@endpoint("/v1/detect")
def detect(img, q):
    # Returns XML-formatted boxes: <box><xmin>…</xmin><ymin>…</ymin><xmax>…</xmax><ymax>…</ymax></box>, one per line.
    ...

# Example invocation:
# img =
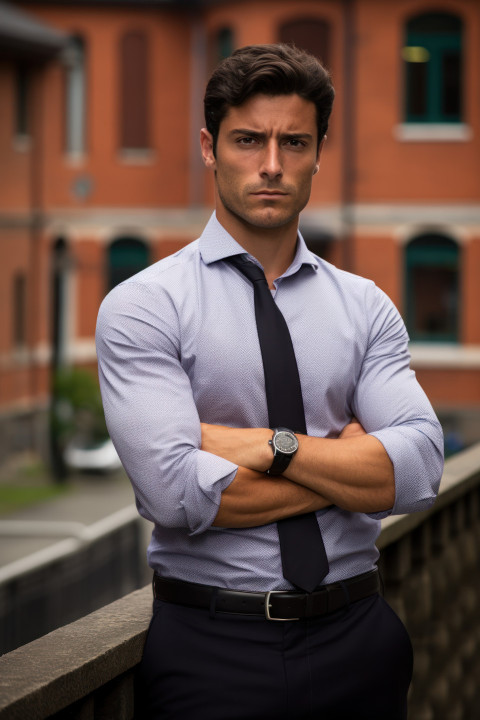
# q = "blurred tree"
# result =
<box><xmin>50</xmin><ymin>368</ymin><xmax>109</xmax><ymax>482</ymax></box>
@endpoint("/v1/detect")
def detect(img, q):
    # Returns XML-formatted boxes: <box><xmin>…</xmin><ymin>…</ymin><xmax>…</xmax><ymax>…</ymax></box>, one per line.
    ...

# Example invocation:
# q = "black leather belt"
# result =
<box><xmin>153</xmin><ymin>569</ymin><xmax>379</xmax><ymax>621</ymax></box>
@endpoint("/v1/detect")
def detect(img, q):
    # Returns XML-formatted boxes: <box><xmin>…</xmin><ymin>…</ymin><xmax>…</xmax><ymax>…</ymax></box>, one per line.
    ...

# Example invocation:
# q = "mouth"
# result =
<box><xmin>251</xmin><ymin>190</ymin><xmax>288</xmax><ymax>198</ymax></box>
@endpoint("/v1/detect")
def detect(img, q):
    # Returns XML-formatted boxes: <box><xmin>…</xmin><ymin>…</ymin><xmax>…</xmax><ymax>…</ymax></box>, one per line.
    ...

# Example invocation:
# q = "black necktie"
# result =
<box><xmin>229</xmin><ymin>254</ymin><xmax>329</xmax><ymax>592</ymax></box>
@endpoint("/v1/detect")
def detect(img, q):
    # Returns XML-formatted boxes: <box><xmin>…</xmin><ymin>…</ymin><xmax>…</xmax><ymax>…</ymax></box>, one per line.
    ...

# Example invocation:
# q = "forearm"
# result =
<box><xmin>213</xmin><ymin>466</ymin><xmax>331</xmax><ymax>528</ymax></box>
<box><xmin>283</xmin><ymin>434</ymin><xmax>394</xmax><ymax>513</ymax></box>
<box><xmin>201</xmin><ymin>421</ymin><xmax>394</xmax><ymax>514</ymax></box>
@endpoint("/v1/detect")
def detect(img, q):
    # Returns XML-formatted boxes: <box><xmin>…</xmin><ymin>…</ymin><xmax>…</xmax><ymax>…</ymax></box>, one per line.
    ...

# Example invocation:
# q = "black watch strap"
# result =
<box><xmin>267</xmin><ymin>451</ymin><xmax>293</xmax><ymax>476</ymax></box>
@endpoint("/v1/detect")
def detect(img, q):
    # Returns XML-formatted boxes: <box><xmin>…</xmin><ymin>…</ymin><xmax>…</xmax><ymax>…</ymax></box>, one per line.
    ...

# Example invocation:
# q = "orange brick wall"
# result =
<box><xmin>355</xmin><ymin>0</ymin><xmax>480</xmax><ymax>202</ymax></box>
<box><xmin>352</xmin><ymin>234</ymin><xmax>403</xmax><ymax>309</ymax></box>
<box><xmin>73</xmin><ymin>240</ymin><xmax>106</xmax><ymax>339</ymax></box>
<box><xmin>415</xmin><ymin>368</ymin><xmax>480</xmax><ymax>406</ymax></box>
<box><xmin>0</xmin><ymin>63</ymin><xmax>34</xmax><ymax>212</ymax></box>
<box><xmin>462</xmin><ymin>238</ymin><xmax>480</xmax><ymax>344</ymax></box>
<box><xmin>0</xmin><ymin>229</ymin><xmax>29</xmax><ymax>353</ymax></box>
<box><xmin>20</xmin><ymin>4</ymin><xmax>192</xmax><ymax>209</ymax></box>
<box><xmin>1</xmin><ymin>0</ymin><xmax>479</xmax><ymax>446</ymax></box>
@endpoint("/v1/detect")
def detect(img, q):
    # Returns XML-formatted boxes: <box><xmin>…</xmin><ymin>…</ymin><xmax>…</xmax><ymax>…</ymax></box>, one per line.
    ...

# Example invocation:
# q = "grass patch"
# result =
<box><xmin>0</xmin><ymin>484</ymin><xmax>69</xmax><ymax>515</ymax></box>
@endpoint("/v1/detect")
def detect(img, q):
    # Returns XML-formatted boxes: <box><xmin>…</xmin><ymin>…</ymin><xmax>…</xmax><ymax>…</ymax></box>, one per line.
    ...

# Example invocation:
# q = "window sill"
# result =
<box><xmin>393</xmin><ymin>123</ymin><xmax>473</xmax><ymax>143</ymax></box>
<box><xmin>6</xmin><ymin>347</ymin><xmax>31</xmax><ymax>366</ymax></box>
<box><xmin>118</xmin><ymin>149</ymin><xmax>155</xmax><ymax>165</ymax></box>
<box><xmin>64</xmin><ymin>152</ymin><xmax>87</xmax><ymax>167</ymax></box>
<box><xmin>13</xmin><ymin>135</ymin><xmax>31</xmax><ymax>152</ymax></box>
<box><xmin>409</xmin><ymin>343</ymin><xmax>480</xmax><ymax>368</ymax></box>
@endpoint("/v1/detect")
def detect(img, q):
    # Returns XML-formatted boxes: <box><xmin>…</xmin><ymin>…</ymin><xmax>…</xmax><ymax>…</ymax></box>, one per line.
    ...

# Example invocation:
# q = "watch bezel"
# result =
<box><xmin>273</xmin><ymin>429</ymin><xmax>298</xmax><ymax>456</ymax></box>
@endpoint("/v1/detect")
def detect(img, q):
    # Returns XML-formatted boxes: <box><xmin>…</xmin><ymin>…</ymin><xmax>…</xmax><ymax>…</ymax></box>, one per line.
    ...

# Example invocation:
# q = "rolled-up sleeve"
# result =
<box><xmin>96</xmin><ymin>280</ymin><xmax>238</xmax><ymax>535</ymax></box>
<box><xmin>353</xmin><ymin>285</ymin><xmax>444</xmax><ymax>517</ymax></box>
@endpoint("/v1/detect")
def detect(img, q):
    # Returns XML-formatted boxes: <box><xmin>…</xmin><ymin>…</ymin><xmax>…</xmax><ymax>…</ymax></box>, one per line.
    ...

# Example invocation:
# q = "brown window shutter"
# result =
<box><xmin>279</xmin><ymin>19</ymin><xmax>330</xmax><ymax>69</ymax></box>
<box><xmin>120</xmin><ymin>31</ymin><xmax>150</xmax><ymax>149</ymax></box>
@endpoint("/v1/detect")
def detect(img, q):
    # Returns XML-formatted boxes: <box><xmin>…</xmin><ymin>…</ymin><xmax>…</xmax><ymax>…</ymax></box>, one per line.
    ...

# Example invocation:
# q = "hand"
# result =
<box><xmin>338</xmin><ymin>417</ymin><xmax>367</xmax><ymax>439</ymax></box>
<box><xmin>201</xmin><ymin>423</ymin><xmax>272</xmax><ymax>472</ymax></box>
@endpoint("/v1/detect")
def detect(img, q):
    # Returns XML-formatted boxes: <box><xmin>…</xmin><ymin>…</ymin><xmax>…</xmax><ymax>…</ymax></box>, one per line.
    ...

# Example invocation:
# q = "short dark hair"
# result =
<box><xmin>204</xmin><ymin>43</ymin><xmax>335</xmax><ymax>154</ymax></box>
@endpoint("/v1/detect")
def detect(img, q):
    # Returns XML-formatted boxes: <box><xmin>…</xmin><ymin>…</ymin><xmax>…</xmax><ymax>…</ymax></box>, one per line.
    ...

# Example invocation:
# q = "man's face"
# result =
<box><xmin>201</xmin><ymin>94</ymin><xmax>322</xmax><ymax>234</ymax></box>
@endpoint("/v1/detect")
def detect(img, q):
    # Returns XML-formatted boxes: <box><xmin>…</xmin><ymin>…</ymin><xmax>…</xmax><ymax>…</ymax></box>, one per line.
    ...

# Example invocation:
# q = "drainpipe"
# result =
<box><xmin>341</xmin><ymin>0</ymin><xmax>355</xmax><ymax>272</ymax></box>
<box><xmin>30</xmin><ymin>62</ymin><xmax>68</xmax><ymax>482</ymax></box>
<box><xmin>29</xmin><ymin>63</ymin><xmax>45</xmax><ymax>458</ymax></box>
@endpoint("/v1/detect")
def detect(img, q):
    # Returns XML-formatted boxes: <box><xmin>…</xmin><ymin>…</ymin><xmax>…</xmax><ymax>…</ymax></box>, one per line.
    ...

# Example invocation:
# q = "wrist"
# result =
<box><xmin>266</xmin><ymin>427</ymin><xmax>299</xmax><ymax>476</ymax></box>
<box><xmin>259</xmin><ymin>428</ymin><xmax>274</xmax><ymax>471</ymax></box>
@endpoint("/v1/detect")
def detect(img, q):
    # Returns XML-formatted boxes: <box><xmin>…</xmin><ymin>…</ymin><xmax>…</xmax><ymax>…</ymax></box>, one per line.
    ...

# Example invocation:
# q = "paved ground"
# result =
<box><xmin>0</xmin><ymin>458</ymin><xmax>152</xmax><ymax>570</ymax></box>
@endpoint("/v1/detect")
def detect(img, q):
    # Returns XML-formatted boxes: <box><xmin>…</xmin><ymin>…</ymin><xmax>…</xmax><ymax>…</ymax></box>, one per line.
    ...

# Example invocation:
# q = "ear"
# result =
<box><xmin>313</xmin><ymin>135</ymin><xmax>327</xmax><ymax>175</ymax></box>
<box><xmin>200</xmin><ymin>128</ymin><xmax>216</xmax><ymax>170</ymax></box>
<box><xmin>313</xmin><ymin>136</ymin><xmax>326</xmax><ymax>174</ymax></box>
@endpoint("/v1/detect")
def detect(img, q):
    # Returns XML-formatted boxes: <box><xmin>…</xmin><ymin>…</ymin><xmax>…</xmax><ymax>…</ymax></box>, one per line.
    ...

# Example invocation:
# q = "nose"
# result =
<box><xmin>259</xmin><ymin>141</ymin><xmax>283</xmax><ymax>180</ymax></box>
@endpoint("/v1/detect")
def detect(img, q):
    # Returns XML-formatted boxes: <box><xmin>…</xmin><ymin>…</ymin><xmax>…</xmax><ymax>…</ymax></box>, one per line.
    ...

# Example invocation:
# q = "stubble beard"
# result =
<box><xmin>216</xmin><ymin>184</ymin><xmax>307</xmax><ymax>232</ymax></box>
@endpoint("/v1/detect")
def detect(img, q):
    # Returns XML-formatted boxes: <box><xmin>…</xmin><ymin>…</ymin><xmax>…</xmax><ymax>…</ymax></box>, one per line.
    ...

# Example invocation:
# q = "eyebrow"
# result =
<box><xmin>229</xmin><ymin>129</ymin><xmax>314</xmax><ymax>141</ymax></box>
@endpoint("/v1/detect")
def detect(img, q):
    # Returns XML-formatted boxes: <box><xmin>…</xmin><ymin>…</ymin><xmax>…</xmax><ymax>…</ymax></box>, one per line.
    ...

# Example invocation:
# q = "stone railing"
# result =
<box><xmin>0</xmin><ymin>506</ymin><xmax>148</xmax><ymax>655</ymax></box>
<box><xmin>379</xmin><ymin>442</ymin><xmax>480</xmax><ymax>720</ymax></box>
<box><xmin>1</xmin><ymin>443</ymin><xmax>480</xmax><ymax>720</ymax></box>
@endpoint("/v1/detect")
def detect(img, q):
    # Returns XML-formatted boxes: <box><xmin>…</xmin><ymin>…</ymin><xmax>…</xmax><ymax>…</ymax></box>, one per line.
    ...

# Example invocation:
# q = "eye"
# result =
<box><xmin>236</xmin><ymin>136</ymin><xmax>258</xmax><ymax>145</ymax></box>
<box><xmin>285</xmin><ymin>138</ymin><xmax>306</xmax><ymax>148</ymax></box>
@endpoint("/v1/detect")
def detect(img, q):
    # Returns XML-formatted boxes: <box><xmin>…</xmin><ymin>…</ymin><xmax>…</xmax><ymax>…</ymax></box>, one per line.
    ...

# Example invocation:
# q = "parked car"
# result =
<box><xmin>64</xmin><ymin>437</ymin><xmax>123</xmax><ymax>473</ymax></box>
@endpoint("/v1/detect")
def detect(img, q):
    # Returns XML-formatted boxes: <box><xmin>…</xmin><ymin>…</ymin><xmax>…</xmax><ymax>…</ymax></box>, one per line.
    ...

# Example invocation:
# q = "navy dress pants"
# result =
<box><xmin>135</xmin><ymin>592</ymin><xmax>413</xmax><ymax>720</ymax></box>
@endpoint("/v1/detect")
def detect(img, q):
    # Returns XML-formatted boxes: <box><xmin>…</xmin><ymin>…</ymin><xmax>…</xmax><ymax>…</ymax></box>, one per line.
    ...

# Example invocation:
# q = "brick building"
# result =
<box><xmin>1</xmin><ymin>0</ymin><xmax>479</xmax><ymax>463</ymax></box>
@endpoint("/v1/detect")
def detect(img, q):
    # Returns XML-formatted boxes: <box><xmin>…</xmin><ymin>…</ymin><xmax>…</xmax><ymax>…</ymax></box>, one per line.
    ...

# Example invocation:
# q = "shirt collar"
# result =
<box><xmin>199</xmin><ymin>212</ymin><xmax>319</xmax><ymax>278</ymax></box>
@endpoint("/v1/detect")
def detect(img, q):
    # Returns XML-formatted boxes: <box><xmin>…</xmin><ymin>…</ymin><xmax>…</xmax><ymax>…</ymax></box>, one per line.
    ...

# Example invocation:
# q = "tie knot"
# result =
<box><xmin>228</xmin><ymin>255</ymin><xmax>267</xmax><ymax>285</ymax></box>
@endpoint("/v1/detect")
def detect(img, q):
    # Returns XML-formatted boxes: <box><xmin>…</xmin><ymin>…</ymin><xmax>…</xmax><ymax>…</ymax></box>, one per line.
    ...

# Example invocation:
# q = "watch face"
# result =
<box><xmin>275</xmin><ymin>431</ymin><xmax>298</xmax><ymax>454</ymax></box>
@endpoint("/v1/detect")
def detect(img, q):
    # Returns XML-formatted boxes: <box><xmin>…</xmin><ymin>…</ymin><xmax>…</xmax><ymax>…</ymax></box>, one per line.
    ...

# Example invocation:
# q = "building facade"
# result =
<box><xmin>1</xmin><ymin>0</ymin><xmax>479</xmax><ymax>462</ymax></box>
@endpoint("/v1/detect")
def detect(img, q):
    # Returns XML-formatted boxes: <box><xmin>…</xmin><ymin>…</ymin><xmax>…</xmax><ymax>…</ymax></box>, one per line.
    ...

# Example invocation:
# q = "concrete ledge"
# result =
<box><xmin>393</xmin><ymin>123</ymin><xmax>473</xmax><ymax>143</ymax></box>
<box><xmin>0</xmin><ymin>505</ymin><xmax>140</xmax><ymax>584</ymax></box>
<box><xmin>0</xmin><ymin>586</ymin><xmax>152</xmax><ymax>720</ymax></box>
<box><xmin>409</xmin><ymin>343</ymin><xmax>480</xmax><ymax>369</ymax></box>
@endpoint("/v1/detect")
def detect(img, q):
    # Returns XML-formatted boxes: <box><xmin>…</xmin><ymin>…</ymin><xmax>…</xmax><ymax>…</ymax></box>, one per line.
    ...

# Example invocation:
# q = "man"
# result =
<box><xmin>96</xmin><ymin>44</ymin><xmax>443</xmax><ymax>719</ymax></box>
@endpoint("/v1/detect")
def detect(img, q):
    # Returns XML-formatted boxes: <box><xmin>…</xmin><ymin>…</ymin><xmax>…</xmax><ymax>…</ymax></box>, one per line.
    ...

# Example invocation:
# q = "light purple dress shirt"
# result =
<box><xmin>96</xmin><ymin>213</ymin><xmax>444</xmax><ymax>591</ymax></box>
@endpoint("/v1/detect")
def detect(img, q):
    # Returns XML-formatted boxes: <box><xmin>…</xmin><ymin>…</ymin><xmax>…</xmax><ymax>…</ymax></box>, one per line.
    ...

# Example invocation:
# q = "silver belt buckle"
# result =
<box><xmin>265</xmin><ymin>590</ymin><xmax>299</xmax><ymax>621</ymax></box>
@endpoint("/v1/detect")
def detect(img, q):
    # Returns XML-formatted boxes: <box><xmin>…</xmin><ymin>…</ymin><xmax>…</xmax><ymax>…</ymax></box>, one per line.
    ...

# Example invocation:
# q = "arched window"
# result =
<box><xmin>279</xmin><ymin>18</ymin><xmax>330</xmax><ymax>68</ymax></box>
<box><xmin>12</xmin><ymin>272</ymin><xmax>27</xmax><ymax>349</ymax></box>
<box><xmin>64</xmin><ymin>36</ymin><xmax>86</xmax><ymax>155</ymax></box>
<box><xmin>405</xmin><ymin>234</ymin><xmax>460</xmax><ymax>342</ymax></box>
<box><xmin>108</xmin><ymin>238</ymin><xmax>149</xmax><ymax>290</ymax></box>
<box><xmin>403</xmin><ymin>13</ymin><xmax>463</xmax><ymax>123</ymax></box>
<box><xmin>207</xmin><ymin>27</ymin><xmax>234</xmax><ymax>73</ymax></box>
<box><xmin>120</xmin><ymin>31</ymin><xmax>150</xmax><ymax>149</ymax></box>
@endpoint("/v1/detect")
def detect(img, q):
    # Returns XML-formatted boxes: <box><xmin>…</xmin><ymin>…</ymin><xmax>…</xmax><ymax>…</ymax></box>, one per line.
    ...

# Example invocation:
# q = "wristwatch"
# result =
<box><xmin>266</xmin><ymin>427</ymin><xmax>299</xmax><ymax>476</ymax></box>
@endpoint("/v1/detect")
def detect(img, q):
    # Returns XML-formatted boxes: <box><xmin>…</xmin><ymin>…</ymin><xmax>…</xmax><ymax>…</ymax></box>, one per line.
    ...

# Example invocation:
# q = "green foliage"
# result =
<box><xmin>0</xmin><ymin>484</ymin><xmax>69</xmax><ymax>515</ymax></box>
<box><xmin>51</xmin><ymin>368</ymin><xmax>109</xmax><ymax>448</ymax></box>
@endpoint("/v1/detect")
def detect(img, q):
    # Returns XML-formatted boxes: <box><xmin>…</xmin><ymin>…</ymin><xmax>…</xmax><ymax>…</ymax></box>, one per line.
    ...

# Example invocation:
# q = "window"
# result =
<box><xmin>217</xmin><ymin>28</ymin><xmax>234</xmax><ymax>62</ymax></box>
<box><xmin>15</xmin><ymin>66</ymin><xmax>30</xmax><ymax>137</ymax></box>
<box><xmin>120</xmin><ymin>31</ymin><xmax>150</xmax><ymax>150</ymax></box>
<box><xmin>403</xmin><ymin>13</ymin><xmax>462</xmax><ymax>123</ymax></box>
<box><xmin>108</xmin><ymin>238</ymin><xmax>149</xmax><ymax>290</ymax></box>
<box><xmin>12</xmin><ymin>273</ymin><xmax>27</xmax><ymax>348</ymax></box>
<box><xmin>279</xmin><ymin>18</ymin><xmax>330</xmax><ymax>68</ymax></box>
<box><xmin>207</xmin><ymin>27</ymin><xmax>234</xmax><ymax>73</ymax></box>
<box><xmin>64</xmin><ymin>36</ymin><xmax>86</xmax><ymax>155</ymax></box>
<box><xmin>405</xmin><ymin>234</ymin><xmax>460</xmax><ymax>342</ymax></box>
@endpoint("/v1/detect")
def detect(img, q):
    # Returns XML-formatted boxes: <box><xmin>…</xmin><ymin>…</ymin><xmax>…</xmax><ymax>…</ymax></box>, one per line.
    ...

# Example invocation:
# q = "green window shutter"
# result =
<box><xmin>218</xmin><ymin>28</ymin><xmax>233</xmax><ymax>61</ymax></box>
<box><xmin>108</xmin><ymin>239</ymin><xmax>149</xmax><ymax>290</ymax></box>
<box><xmin>405</xmin><ymin>235</ymin><xmax>459</xmax><ymax>343</ymax></box>
<box><xmin>404</xmin><ymin>13</ymin><xmax>462</xmax><ymax>123</ymax></box>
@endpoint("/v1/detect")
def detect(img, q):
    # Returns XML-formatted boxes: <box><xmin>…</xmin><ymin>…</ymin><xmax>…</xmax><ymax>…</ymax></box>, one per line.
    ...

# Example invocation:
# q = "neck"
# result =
<box><xmin>216</xmin><ymin>207</ymin><xmax>299</xmax><ymax>288</ymax></box>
